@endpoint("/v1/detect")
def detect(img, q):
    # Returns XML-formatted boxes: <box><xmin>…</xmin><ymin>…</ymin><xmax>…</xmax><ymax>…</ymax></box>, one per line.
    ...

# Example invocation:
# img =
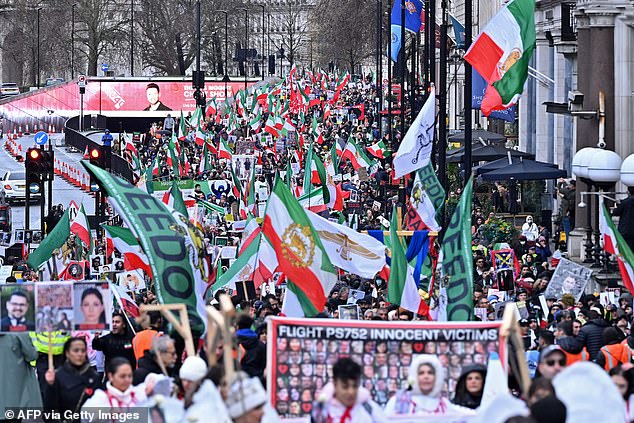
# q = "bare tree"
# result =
<box><xmin>313</xmin><ymin>0</ymin><xmax>376</xmax><ymax>72</ymax></box>
<box><xmin>270</xmin><ymin>2</ymin><xmax>308</xmax><ymax>68</ymax></box>
<box><xmin>73</xmin><ymin>0</ymin><xmax>127</xmax><ymax>76</ymax></box>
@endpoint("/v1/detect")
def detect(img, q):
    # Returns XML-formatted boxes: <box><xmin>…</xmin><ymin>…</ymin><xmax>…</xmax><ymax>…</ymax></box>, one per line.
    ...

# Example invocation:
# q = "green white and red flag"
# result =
<box><xmin>249</xmin><ymin>110</ymin><xmax>263</xmax><ymax>132</ymax></box>
<box><xmin>103</xmin><ymin>225</ymin><xmax>152</xmax><ymax>277</ymax></box>
<box><xmin>71</xmin><ymin>203</ymin><xmax>92</xmax><ymax>251</ymax></box>
<box><xmin>161</xmin><ymin>181</ymin><xmax>189</xmax><ymax>217</ymax></box>
<box><xmin>342</xmin><ymin>137</ymin><xmax>372</xmax><ymax>169</ymax></box>
<box><xmin>240</xmin><ymin>213</ymin><xmax>261</xmax><ymax>254</ymax></box>
<box><xmin>167</xmin><ymin>136</ymin><xmax>182</xmax><ymax>177</ymax></box>
<box><xmin>27</xmin><ymin>208</ymin><xmax>70</xmax><ymax>270</ymax></box>
<box><xmin>205</xmin><ymin>97</ymin><xmax>218</xmax><ymax>116</ymax></box>
<box><xmin>194</xmin><ymin>127</ymin><xmax>206</xmax><ymax>146</ymax></box>
<box><xmin>367</xmin><ymin>140</ymin><xmax>391</xmax><ymax>159</ymax></box>
<box><xmin>298</xmin><ymin>187</ymin><xmax>328</xmax><ymax>213</ymax></box>
<box><xmin>264</xmin><ymin>114</ymin><xmax>280</xmax><ymax>137</ymax></box>
<box><xmin>600</xmin><ymin>202</ymin><xmax>634</xmax><ymax>295</ymax></box>
<box><xmin>464</xmin><ymin>0</ymin><xmax>536</xmax><ymax>115</ymax></box>
<box><xmin>151</xmin><ymin>155</ymin><xmax>159</xmax><ymax>176</ymax></box>
<box><xmin>178</xmin><ymin>111</ymin><xmax>187</xmax><ymax>141</ymax></box>
<box><xmin>387</xmin><ymin>206</ymin><xmax>428</xmax><ymax>315</ymax></box>
<box><xmin>218</xmin><ymin>137</ymin><xmax>233</xmax><ymax>160</ymax></box>
<box><xmin>262</xmin><ymin>178</ymin><xmax>337</xmax><ymax>317</ymax></box>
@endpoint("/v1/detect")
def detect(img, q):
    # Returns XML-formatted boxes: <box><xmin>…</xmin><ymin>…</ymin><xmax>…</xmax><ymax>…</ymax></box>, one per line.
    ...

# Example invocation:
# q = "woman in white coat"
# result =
<box><xmin>384</xmin><ymin>354</ymin><xmax>473</xmax><ymax>417</ymax></box>
<box><xmin>81</xmin><ymin>357</ymin><xmax>149</xmax><ymax>417</ymax></box>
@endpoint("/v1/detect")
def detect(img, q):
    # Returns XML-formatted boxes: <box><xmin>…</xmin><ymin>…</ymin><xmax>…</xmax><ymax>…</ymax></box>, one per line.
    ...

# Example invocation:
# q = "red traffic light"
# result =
<box><xmin>90</xmin><ymin>148</ymin><xmax>101</xmax><ymax>159</ymax></box>
<box><xmin>29</xmin><ymin>149</ymin><xmax>41</xmax><ymax>160</ymax></box>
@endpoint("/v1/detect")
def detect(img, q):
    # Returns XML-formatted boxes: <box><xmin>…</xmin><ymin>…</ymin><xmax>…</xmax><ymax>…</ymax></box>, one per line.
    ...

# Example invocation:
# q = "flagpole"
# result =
<box><xmin>424</xmin><ymin>0</ymin><xmax>431</xmax><ymax>87</ymax></box>
<box><xmin>387</xmin><ymin>11</ymin><xmax>393</xmax><ymax>150</ymax></box>
<box><xmin>399</xmin><ymin>0</ymin><xmax>406</xmax><ymax>141</ymax></box>
<box><xmin>378</xmin><ymin>0</ymin><xmax>384</xmax><ymax>139</ymax></box>
<box><xmin>429</xmin><ymin>0</ymin><xmax>436</xmax><ymax>86</ymax></box>
<box><xmin>463</xmin><ymin>0</ymin><xmax>473</xmax><ymax>187</ymax></box>
<box><xmin>438</xmin><ymin>0</ymin><xmax>448</xmax><ymax>226</ymax></box>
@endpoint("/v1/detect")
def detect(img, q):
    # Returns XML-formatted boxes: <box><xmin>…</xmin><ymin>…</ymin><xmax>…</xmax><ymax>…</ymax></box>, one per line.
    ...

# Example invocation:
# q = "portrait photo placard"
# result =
<box><xmin>34</xmin><ymin>283</ymin><xmax>74</xmax><ymax>332</ymax></box>
<box><xmin>1</xmin><ymin>284</ymin><xmax>36</xmax><ymax>332</ymax></box>
<box><xmin>73</xmin><ymin>282</ymin><xmax>112</xmax><ymax>331</ymax></box>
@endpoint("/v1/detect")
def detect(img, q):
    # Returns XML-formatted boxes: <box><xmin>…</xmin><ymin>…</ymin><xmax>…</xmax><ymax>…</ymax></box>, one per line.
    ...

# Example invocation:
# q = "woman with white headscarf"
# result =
<box><xmin>384</xmin><ymin>354</ymin><xmax>474</xmax><ymax>416</ymax></box>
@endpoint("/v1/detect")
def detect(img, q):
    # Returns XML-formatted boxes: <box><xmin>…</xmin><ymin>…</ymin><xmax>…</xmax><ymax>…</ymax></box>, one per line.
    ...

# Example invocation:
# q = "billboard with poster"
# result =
<box><xmin>267</xmin><ymin>317</ymin><xmax>505</xmax><ymax>419</ymax></box>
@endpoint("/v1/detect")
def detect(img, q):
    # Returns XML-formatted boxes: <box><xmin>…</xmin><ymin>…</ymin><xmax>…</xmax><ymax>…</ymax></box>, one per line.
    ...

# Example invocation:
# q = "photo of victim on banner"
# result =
<box><xmin>35</xmin><ymin>283</ymin><xmax>73</xmax><ymax>332</ymax></box>
<box><xmin>267</xmin><ymin>318</ymin><xmax>505</xmax><ymax>419</ymax></box>
<box><xmin>73</xmin><ymin>282</ymin><xmax>112</xmax><ymax>330</ymax></box>
<box><xmin>543</xmin><ymin>258</ymin><xmax>593</xmax><ymax>301</ymax></box>
<box><xmin>0</xmin><ymin>284</ymin><xmax>36</xmax><ymax>332</ymax></box>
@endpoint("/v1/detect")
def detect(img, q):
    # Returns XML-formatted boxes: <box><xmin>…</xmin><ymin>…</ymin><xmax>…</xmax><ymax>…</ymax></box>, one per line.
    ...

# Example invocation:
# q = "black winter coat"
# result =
<box><xmin>237</xmin><ymin>329</ymin><xmax>266</xmax><ymax>378</ymax></box>
<box><xmin>44</xmin><ymin>362</ymin><xmax>100</xmax><ymax>420</ymax></box>
<box><xmin>92</xmin><ymin>332</ymin><xmax>136</xmax><ymax>369</ymax></box>
<box><xmin>133</xmin><ymin>350</ymin><xmax>172</xmax><ymax>385</ymax></box>
<box><xmin>614</xmin><ymin>195</ymin><xmax>634</xmax><ymax>239</ymax></box>
<box><xmin>577</xmin><ymin>318</ymin><xmax>610</xmax><ymax>360</ymax></box>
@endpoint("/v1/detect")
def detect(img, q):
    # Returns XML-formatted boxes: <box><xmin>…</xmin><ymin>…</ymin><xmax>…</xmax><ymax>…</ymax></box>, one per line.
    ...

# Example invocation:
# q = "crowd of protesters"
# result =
<box><xmin>2</xmin><ymin>72</ymin><xmax>634</xmax><ymax>422</ymax></box>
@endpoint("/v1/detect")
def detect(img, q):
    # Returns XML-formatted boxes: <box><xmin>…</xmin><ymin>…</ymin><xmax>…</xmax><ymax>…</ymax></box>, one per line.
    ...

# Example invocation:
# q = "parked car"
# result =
<box><xmin>0</xmin><ymin>83</ymin><xmax>20</xmax><ymax>98</ymax></box>
<box><xmin>0</xmin><ymin>204</ymin><xmax>11</xmax><ymax>232</ymax></box>
<box><xmin>2</xmin><ymin>171</ymin><xmax>41</xmax><ymax>203</ymax></box>
<box><xmin>44</xmin><ymin>78</ymin><xmax>65</xmax><ymax>87</ymax></box>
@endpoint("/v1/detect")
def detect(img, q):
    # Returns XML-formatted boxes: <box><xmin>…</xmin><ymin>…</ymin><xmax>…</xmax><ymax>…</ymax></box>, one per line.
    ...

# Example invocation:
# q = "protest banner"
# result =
<box><xmin>0</xmin><ymin>282</ymin><xmax>113</xmax><ymax>333</ymax></box>
<box><xmin>267</xmin><ymin>317</ymin><xmax>505</xmax><ymax>419</ymax></box>
<box><xmin>544</xmin><ymin>258</ymin><xmax>593</xmax><ymax>301</ymax></box>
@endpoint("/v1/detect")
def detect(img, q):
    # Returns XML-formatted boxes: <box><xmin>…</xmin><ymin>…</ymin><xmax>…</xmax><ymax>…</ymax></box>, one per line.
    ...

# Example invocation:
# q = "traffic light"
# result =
<box><xmin>39</xmin><ymin>150</ymin><xmax>54</xmax><ymax>181</ymax></box>
<box><xmin>89</xmin><ymin>146</ymin><xmax>104</xmax><ymax>191</ymax></box>
<box><xmin>25</xmin><ymin>148</ymin><xmax>43</xmax><ymax>196</ymax></box>
<box><xmin>89</xmin><ymin>146</ymin><xmax>105</xmax><ymax>168</ymax></box>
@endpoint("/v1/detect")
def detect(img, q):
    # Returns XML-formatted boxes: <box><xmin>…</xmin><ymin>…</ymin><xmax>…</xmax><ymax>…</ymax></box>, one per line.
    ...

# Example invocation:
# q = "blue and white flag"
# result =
<box><xmin>389</xmin><ymin>0</ymin><xmax>423</xmax><ymax>62</ymax></box>
<box><xmin>449</xmin><ymin>14</ymin><xmax>465</xmax><ymax>49</ymax></box>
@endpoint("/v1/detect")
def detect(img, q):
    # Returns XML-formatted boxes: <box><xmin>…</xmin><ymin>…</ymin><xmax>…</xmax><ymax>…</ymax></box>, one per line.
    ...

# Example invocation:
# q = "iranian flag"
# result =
<box><xmin>264</xmin><ymin>114</ymin><xmax>279</xmax><ymax>137</ymax></box>
<box><xmin>387</xmin><ymin>206</ymin><xmax>427</xmax><ymax>315</ymax></box>
<box><xmin>262</xmin><ymin>179</ymin><xmax>337</xmax><ymax>316</ymax></box>
<box><xmin>342</xmin><ymin>137</ymin><xmax>372</xmax><ymax>169</ymax></box>
<box><xmin>167</xmin><ymin>136</ymin><xmax>182</xmax><ymax>176</ymax></box>
<box><xmin>151</xmin><ymin>155</ymin><xmax>159</xmax><ymax>176</ymax></box>
<box><xmin>600</xmin><ymin>202</ymin><xmax>634</xmax><ymax>296</ymax></box>
<box><xmin>162</xmin><ymin>181</ymin><xmax>189</xmax><ymax>217</ymax></box>
<box><xmin>298</xmin><ymin>187</ymin><xmax>328</xmax><ymax>213</ymax></box>
<box><xmin>464</xmin><ymin>0</ymin><xmax>536</xmax><ymax>115</ymax></box>
<box><xmin>205</xmin><ymin>97</ymin><xmax>218</xmax><ymax>116</ymax></box>
<box><xmin>250</xmin><ymin>111</ymin><xmax>263</xmax><ymax>131</ymax></box>
<box><xmin>70</xmin><ymin>203</ymin><xmax>92</xmax><ymax>250</ymax></box>
<box><xmin>194</xmin><ymin>127</ymin><xmax>206</xmax><ymax>146</ymax></box>
<box><xmin>367</xmin><ymin>140</ymin><xmax>391</xmax><ymax>159</ymax></box>
<box><xmin>218</xmin><ymin>137</ymin><xmax>233</xmax><ymax>160</ymax></box>
<box><xmin>178</xmin><ymin>111</ymin><xmax>187</xmax><ymax>141</ymax></box>
<box><xmin>212</xmin><ymin>233</ymin><xmax>261</xmax><ymax>292</ymax></box>
<box><xmin>102</xmin><ymin>225</ymin><xmax>152</xmax><ymax>277</ymax></box>
<box><xmin>240</xmin><ymin>214</ymin><xmax>261</xmax><ymax>254</ymax></box>
<box><xmin>27</xmin><ymin>208</ymin><xmax>71</xmax><ymax>270</ymax></box>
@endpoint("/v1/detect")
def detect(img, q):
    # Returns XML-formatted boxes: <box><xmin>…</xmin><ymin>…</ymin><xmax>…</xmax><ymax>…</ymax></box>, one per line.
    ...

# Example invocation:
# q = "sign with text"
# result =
<box><xmin>544</xmin><ymin>258</ymin><xmax>593</xmax><ymax>301</ymax></box>
<box><xmin>267</xmin><ymin>318</ymin><xmax>505</xmax><ymax>419</ymax></box>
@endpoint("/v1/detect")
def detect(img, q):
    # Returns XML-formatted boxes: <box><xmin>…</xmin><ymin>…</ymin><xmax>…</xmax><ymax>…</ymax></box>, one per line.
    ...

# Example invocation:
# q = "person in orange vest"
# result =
<box><xmin>554</xmin><ymin>321</ymin><xmax>589</xmax><ymax>365</ymax></box>
<box><xmin>132</xmin><ymin>311</ymin><xmax>163</xmax><ymax>363</ymax></box>
<box><xmin>596</xmin><ymin>327</ymin><xmax>628</xmax><ymax>370</ymax></box>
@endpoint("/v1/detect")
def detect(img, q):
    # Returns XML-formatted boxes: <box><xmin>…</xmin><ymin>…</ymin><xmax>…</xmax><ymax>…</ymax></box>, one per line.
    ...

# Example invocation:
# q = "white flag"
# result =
<box><xmin>307</xmin><ymin>210</ymin><xmax>386</xmax><ymax>279</ymax></box>
<box><xmin>393</xmin><ymin>87</ymin><xmax>436</xmax><ymax>179</ymax></box>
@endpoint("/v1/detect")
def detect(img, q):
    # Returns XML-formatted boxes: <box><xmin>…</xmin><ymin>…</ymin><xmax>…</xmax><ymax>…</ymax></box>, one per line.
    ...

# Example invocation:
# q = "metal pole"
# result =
<box><xmin>260</xmin><ymin>5</ymin><xmax>265</xmax><ymax>80</ymax></box>
<box><xmin>219</xmin><ymin>11</ymin><xmax>228</xmax><ymax>98</ymax></box>
<box><xmin>196</xmin><ymin>0</ymin><xmax>201</xmax><ymax>73</ymax></box>
<box><xmin>399</xmin><ymin>0</ymin><xmax>405</xmax><ymax>139</ymax></box>
<box><xmin>244</xmin><ymin>8</ymin><xmax>249</xmax><ymax>91</ymax></box>
<box><xmin>463</xmin><ymin>0</ymin><xmax>472</xmax><ymax>186</ymax></box>
<box><xmin>429</xmin><ymin>0</ymin><xmax>436</xmax><ymax>86</ymax></box>
<box><xmin>130</xmin><ymin>0</ymin><xmax>134</xmax><ymax>76</ymax></box>
<box><xmin>25</xmin><ymin>155</ymin><xmax>30</xmax><ymax>233</ymax></box>
<box><xmin>37</xmin><ymin>8</ymin><xmax>41</xmax><ymax>88</ymax></box>
<box><xmin>268</xmin><ymin>13</ymin><xmax>271</xmax><ymax>76</ymax></box>
<box><xmin>378</xmin><ymin>0</ymin><xmax>383</xmax><ymax>138</ymax></box>
<box><xmin>424</xmin><ymin>0</ymin><xmax>431</xmax><ymax>87</ymax></box>
<box><xmin>438</xmin><ymin>0</ymin><xmax>448</xmax><ymax>194</ymax></box>
<box><xmin>71</xmin><ymin>4</ymin><xmax>76</xmax><ymax>79</ymax></box>
<box><xmin>48</xmin><ymin>142</ymin><xmax>53</xmax><ymax>220</ymax></box>
<box><xmin>387</xmin><ymin>12</ymin><xmax>392</xmax><ymax>147</ymax></box>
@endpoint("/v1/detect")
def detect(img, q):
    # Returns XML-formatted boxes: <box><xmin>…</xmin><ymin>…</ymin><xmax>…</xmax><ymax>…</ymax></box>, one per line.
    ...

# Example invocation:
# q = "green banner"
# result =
<box><xmin>83</xmin><ymin>162</ymin><xmax>204</xmax><ymax>336</ymax></box>
<box><xmin>418</xmin><ymin>162</ymin><xmax>445</xmax><ymax>211</ymax></box>
<box><xmin>441</xmin><ymin>176</ymin><xmax>474</xmax><ymax>321</ymax></box>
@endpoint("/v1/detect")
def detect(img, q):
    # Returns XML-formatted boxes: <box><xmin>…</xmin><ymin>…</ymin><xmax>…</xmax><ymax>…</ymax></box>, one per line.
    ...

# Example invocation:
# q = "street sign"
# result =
<box><xmin>34</xmin><ymin>131</ymin><xmax>49</xmax><ymax>145</ymax></box>
<box><xmin>78</xmin><ymin>75</ymin><xmax>87</xmax><ymax>88</ymax></box>
<box><xmin>101</xmin><ymin>63</ymin><xmax>109</xmax><ymax>72</ymax></box>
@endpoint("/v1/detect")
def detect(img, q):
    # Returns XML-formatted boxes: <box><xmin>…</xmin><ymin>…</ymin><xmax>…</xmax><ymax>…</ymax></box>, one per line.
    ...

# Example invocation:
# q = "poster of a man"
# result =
<box><xmin>116</xmin><ymin>270</ymin><xmax>145</xmax><ymax>292</ymax></box>
<box><xmin>143</xmin><ymin>83</ymin><xmax>172</xmax><ymax>111</ymax></box>
<box><xmin>0</xmin><ymin>286</ymin><xmax>35</xmax><ymax>331</ymax></box>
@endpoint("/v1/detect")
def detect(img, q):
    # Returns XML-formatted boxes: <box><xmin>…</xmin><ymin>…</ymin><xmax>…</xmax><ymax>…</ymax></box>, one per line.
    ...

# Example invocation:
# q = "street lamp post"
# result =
<box><xmin>258</xmin><ymin>4</ymin><xmax>265</xmax><ymax>80</ymax></box>
<box><xmin>130</xmin><ymin>0</ymin><xmax>135</xmax><ymax>76</ymax></box>
<box><xmin>218</xmin><ymin>10</ymin><xmax>229</xmax><ymax>99</ymax></box>
<box><xmin>37</xmin><ymin>7</ymin><xmax>42</xmax><ymax>87</ymax></box>
<box><xmin>242</xmin><ymin>8</ymin><xmax>249</xmax><ymax>91</ymax></box>
<box><xmin>71</xmin><ymin>4</ymin><xmax>76</xmax><ymax>79</ymax></box>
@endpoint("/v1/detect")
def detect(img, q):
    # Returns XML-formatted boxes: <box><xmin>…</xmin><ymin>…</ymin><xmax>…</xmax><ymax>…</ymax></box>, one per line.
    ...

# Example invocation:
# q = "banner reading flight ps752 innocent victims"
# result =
<box><xmin>267</xmin><ymin>317</ymin><xmax>505</xmax><ymax>419</ymax></box>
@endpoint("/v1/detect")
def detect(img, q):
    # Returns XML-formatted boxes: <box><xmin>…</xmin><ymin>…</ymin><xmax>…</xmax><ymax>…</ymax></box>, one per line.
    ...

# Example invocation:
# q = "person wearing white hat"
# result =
<box><xmin>179</xmin><ymin>356</ymin><xmax>208</xmax><ymax>399</ymax></box>
<box><xmin>226</xmin><ymin>372</ymin><xmax>270</xmax><ymax>423</ymax></box>
<box><xmin>384</xmin><ymin>354</ymin><xmax>473</xmax><ymax>417</ymax></box>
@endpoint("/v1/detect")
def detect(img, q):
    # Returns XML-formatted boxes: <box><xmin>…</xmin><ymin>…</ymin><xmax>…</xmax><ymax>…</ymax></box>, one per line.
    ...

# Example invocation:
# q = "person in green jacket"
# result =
<box><xmin>0</xmin><ymin>333</ymin><xmax>42</xmax><ymax>418</ymax></box>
